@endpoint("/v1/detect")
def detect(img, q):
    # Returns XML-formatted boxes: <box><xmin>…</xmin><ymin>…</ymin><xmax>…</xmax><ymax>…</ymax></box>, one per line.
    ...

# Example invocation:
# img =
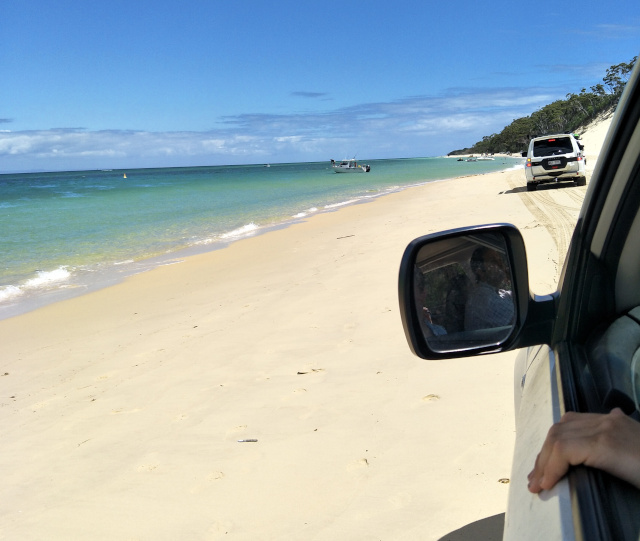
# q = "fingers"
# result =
<box><xmin>527</xmin><ymin>439</ymin><xmax>575</xmax><ymax>493</ymax></box>
<box><xmin>527</xmin><ymin>411</ymin><xmax>599</xmax><ymax>493</ymax></box>
<box><xmin>527</xmin><ymin>408</ymin><xmax>640</xmax><ymax>493</ymax></box>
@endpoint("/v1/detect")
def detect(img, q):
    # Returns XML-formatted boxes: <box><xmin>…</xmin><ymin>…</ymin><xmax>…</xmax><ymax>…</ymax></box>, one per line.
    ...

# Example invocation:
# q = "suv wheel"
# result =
<box><xmin>576</xmin><ymin>177</ymin><xmax>586</xmax><ymax>187</ymax></box>
<box><xmin>527</xmin><ymin>182</ymin><xmax>537</xmax><ymax>192</ymax></box>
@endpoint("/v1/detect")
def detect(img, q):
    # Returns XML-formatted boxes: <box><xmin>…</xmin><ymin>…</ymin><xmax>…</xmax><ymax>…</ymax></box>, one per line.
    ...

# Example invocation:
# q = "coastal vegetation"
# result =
<box><xmin>449</xmin><ymin>57</ymin><xmax>637</xmax><ymax>156</ymax></box>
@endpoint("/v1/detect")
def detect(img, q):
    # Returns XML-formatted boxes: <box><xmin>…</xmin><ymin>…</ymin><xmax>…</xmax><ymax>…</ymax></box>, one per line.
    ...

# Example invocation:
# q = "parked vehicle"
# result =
<box><xmin>398</xmin><ymin>61</ymin><xmax>640</xmax><ymax>540</ymax></box>
<box><xmin>524</xmin><ymin>133</ymin><xmax>586</xmax><ymax>191</ymax></box>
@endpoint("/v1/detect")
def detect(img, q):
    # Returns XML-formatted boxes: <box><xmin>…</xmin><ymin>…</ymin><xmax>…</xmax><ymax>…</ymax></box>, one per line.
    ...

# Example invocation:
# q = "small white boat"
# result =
<box><xmin>477</xmin><ymin>154</ymin><xmax>495</xmax><ymax>161</ymax></box>
<box><xmin>331</xmin><ymin>158</ymin><xmax>371</xmax><ymax>173</ymax></box>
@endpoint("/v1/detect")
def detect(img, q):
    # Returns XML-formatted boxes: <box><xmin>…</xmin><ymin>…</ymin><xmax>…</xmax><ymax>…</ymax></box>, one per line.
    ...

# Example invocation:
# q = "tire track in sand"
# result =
<box><xmin>507</xmin><ymin>175</ymin><xmax>586</xmax><ymax>279</ymax></box>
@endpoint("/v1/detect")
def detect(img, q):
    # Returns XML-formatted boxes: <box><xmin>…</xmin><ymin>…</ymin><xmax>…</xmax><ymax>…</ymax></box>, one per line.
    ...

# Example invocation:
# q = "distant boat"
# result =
<box><xmin>331</xmin><ymin>158</ymin><xmax>371</xmax><ymax>173</ymax></box>
<box><xmin>476</xmin><ymin>154</ymin><xmax>495</xmax><ymax>161</ymax></box>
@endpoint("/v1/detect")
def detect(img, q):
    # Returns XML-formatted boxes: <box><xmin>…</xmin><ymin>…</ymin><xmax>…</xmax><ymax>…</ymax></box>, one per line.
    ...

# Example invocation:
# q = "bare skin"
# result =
<box><xmin>528</xmin><ymin>408</ymin><xmax>640</xmax><ymax>493</ymax></box>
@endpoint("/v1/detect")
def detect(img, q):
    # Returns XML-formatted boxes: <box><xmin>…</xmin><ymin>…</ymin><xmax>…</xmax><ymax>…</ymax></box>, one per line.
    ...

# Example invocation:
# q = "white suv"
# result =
<box><xmin>524</xmin><ymin>133</ymin><xmax>586</xmax><ymax>191</ymax></box>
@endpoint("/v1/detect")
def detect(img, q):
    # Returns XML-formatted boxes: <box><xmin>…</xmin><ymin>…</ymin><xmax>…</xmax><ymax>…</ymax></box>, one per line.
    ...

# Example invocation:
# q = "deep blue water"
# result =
<box><xmin>0</xmin><ymin>157</ymin><xmax>522</xmax><ymax>317</ymax></box>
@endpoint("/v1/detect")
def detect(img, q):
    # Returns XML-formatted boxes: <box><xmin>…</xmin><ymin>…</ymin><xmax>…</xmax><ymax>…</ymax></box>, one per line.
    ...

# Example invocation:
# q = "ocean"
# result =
<box><xmin>0</xmin><ymin>157</ymin><xmax>522</xmax><ymax>318</ymax></box>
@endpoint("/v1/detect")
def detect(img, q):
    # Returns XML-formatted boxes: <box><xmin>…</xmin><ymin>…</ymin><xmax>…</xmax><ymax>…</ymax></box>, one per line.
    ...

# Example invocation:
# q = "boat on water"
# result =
<box><xmin>465</xmin><ymin>154</ymin><xmax>495</xmax><ymax>162</ymax></box>
<box><xmin>331</xmin><ymin>158</ymin><xmax>371</xmax><ymax>173</ymax></box>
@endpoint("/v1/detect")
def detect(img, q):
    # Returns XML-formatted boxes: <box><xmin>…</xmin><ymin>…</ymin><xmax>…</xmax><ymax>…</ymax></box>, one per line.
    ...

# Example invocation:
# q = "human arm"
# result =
<box><xmin>527</xmin><ymin>408</ymin><xmax>640</xmax><ymax>493</ymax></box>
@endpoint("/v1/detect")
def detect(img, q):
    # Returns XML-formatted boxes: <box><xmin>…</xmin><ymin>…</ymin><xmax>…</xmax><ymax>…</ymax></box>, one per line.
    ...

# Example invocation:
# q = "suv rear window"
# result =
<box><xmin>532</xmin><ymin>137</ymin><xmax>574</xmax><ymax>157</ymax></box>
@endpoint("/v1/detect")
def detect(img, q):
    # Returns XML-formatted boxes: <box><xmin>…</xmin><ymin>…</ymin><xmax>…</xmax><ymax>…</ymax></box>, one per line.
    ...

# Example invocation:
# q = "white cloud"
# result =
<box><xmin>0</xmin><ymin>85</ymin><xmax>566</xmax><ymax>172</ymax></box>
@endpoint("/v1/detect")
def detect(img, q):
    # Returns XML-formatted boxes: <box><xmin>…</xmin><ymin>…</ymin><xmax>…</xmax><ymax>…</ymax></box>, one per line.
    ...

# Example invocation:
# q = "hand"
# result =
<box><xmin>528</xmin><ymin>408</ymin><xmax>640</xmax><ymax>493</ymax></box>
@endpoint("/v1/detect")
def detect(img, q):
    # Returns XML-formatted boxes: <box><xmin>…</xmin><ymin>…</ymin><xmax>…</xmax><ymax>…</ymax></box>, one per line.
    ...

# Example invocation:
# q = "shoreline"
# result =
<box><xmin>0</xmin><ymin>161</ymin><xmax>524</xmax><ymax>322</ymax></box>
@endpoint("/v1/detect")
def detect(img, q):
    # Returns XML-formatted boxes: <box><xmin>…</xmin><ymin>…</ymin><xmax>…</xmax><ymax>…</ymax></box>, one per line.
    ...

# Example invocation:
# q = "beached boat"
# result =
<box><xmin>331</xmin><ymin>159</ymin><xmax>371</xmax><ymax>173</ymax></box>
<box><xmin>465</xmin><ymin>154</ymin><xmax>495</xmax><ymax>162</ymax></box>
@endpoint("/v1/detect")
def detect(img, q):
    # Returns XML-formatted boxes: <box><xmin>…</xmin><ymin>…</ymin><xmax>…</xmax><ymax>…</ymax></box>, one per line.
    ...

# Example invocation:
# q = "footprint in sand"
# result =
<box><xmin>190</xmin><ymin>471</ymin><xmax>225</xmax><ymax>495</ymax></box>
<box><xmin>296</xmin><ymin>368</ymin><xmax>325</xmax><ymax>375</ymax></box>
<box><xmin>347</xmin><ymin>458</ymin><xmax>369</xmax><ymax>471</ymax></box>
<box><xmin>208</xmin><ymin>471</ymin><xmax>225</xmax><ymax>481</ymax></box>
<box><xmin>111</xmin><ymin>407</ymin><xmax>141</xmax><ymax>415</ymax></box>
<box><xmin>136</xmin><ymin>463</ymin><xmax>159</xmax><ymax>472</ymax></box>
<box><xmin>422</xmin><ymin>394</ymin><xmax>440</xmax><ymax>402</ymax></box>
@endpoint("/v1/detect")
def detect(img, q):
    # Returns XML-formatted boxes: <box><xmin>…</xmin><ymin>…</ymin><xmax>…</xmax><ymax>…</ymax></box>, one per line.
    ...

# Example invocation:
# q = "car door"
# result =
<box><xmin>547</xmin><ymin>64</ymin><xmax>640</xmax><ymax>539</ymax></box>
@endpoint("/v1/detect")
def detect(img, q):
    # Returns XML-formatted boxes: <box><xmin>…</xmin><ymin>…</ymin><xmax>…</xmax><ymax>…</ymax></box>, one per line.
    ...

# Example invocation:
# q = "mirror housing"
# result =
<box><xmin>398</xmin><ymin>224</ymin><xmax>556</xmax><ymax>359</ymax></box>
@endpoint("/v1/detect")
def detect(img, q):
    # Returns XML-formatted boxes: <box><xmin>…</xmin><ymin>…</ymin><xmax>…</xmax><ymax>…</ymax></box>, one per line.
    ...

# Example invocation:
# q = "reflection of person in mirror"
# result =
<box><xmin>464</xmin><ymin>246</ymin><xmax>515</xmax><ymax>331</ymax></box>
<box><xmin>412</xmin><ymin>267</ymin><xmax>447</xmax><ymax>338</ymax></box>
<box><xmin>422</xmin><ymin>307</ymin><xmax>447</xmax><ymax>336</ymax></box>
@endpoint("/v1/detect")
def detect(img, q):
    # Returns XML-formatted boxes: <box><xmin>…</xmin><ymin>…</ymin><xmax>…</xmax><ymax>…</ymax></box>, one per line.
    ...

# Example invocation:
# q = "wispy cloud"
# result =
<box><xmin>579</xmin><ymin>22</ymin><xmax>640</xmax><ymax>39</ymax></box>
<box><xmin>291</xmin><ymin>91</ymin><xmax>329</xmax><ymax>99</ymax></box>
<box><xmin>0</xmin><ymin>85</ymin><xmax>564</xmax><ymax>172</ymax></box>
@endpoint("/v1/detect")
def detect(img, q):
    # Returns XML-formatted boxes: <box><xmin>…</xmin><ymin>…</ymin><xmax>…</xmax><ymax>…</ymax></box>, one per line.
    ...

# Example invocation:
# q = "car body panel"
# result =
<box><xmin>505</xmin><ymin>346</ymin><xmax>576</xmax><ymax>540</ymax></box>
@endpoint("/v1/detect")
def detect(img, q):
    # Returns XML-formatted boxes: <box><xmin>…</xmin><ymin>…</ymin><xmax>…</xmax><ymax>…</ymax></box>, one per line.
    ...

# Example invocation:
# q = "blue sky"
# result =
<box><xmin>1</xmin><ymin>0</ymin><xmax>639</xmax><ymax>173</ymax></box>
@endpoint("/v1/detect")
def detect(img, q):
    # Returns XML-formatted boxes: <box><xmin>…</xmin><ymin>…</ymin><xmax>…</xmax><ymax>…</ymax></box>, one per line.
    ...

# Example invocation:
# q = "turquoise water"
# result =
<box><xmin>0</xmin><ymin>157</ymin><xmax>522</xmax><ymax>317</ymax></box>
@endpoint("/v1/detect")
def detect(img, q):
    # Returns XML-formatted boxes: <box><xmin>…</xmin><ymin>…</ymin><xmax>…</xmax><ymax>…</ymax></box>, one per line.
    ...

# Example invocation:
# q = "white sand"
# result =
<box><xmin>0</xmin><ymin>117</ymin><xmax>610</xmax><ymax>540</ymax></box>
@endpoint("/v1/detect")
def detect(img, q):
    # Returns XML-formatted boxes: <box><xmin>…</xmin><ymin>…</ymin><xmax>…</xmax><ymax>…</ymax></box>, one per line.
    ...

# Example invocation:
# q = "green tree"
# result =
<box><xmin>449</xmin><ymin>57</ymin><xmax>636</xmax><ymax>156</ymax></box>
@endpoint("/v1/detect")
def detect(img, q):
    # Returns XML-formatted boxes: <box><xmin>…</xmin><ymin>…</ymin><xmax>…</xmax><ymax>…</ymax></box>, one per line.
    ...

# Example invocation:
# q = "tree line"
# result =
<box><xmin>449</xmin><ymin>57</ymin><xmax>637</xmax><ymax>156</ymax></box>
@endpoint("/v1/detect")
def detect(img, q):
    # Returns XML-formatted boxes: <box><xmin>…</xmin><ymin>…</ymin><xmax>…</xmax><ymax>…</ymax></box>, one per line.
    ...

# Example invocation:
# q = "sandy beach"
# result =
<box><xmin>0</xmin><ymin>118</ymin><xmax>610</xmax><ymax>540</ymax></box>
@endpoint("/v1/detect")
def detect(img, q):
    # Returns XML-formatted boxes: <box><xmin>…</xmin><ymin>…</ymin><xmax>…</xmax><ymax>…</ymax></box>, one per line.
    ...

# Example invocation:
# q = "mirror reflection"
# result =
<box><xmin>412</xmin><ymin>232</ymin><xmax>516</xmax><ymax>351</ymax></box>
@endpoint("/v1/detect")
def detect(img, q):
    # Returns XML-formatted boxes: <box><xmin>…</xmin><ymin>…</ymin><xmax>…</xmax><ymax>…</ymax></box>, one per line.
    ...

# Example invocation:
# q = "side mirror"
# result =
<box><xmin>521</xmin><ymin>151</ymin><xmax>527</xmax><ymax>158</ymax></box>
<box><xmin>398</xmin><ymin>224</ymin><xmax>537</xmax><ymax>359</ymax></box>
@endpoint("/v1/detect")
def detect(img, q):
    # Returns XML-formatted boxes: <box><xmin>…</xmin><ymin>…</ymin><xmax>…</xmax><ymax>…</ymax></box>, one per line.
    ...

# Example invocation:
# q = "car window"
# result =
<box><xmin>533</xmin><ymin>137</ymin><xmax>574</xmax><ymax>157</ymax></box>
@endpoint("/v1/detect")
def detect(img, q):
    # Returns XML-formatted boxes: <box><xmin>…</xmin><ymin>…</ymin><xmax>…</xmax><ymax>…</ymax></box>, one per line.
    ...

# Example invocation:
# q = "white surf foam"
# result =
<box><xmin>0</xmin><ymin>267</ymin><xmax>72</xmax><ymax>306</ymax></box>
<box><xmin>220</xmin><ymin>222</ymin><xmax>260</xmax><ymax>239</ymax></box>
<box><xmin>0</xmin><ymin>285</ymin><xmax>23</xmax><ymax>303</ymax></box>
<box><xmin>24</xmin><ymin>267</ymin><xmax>72</xmax><ymax>289</ymax></box>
